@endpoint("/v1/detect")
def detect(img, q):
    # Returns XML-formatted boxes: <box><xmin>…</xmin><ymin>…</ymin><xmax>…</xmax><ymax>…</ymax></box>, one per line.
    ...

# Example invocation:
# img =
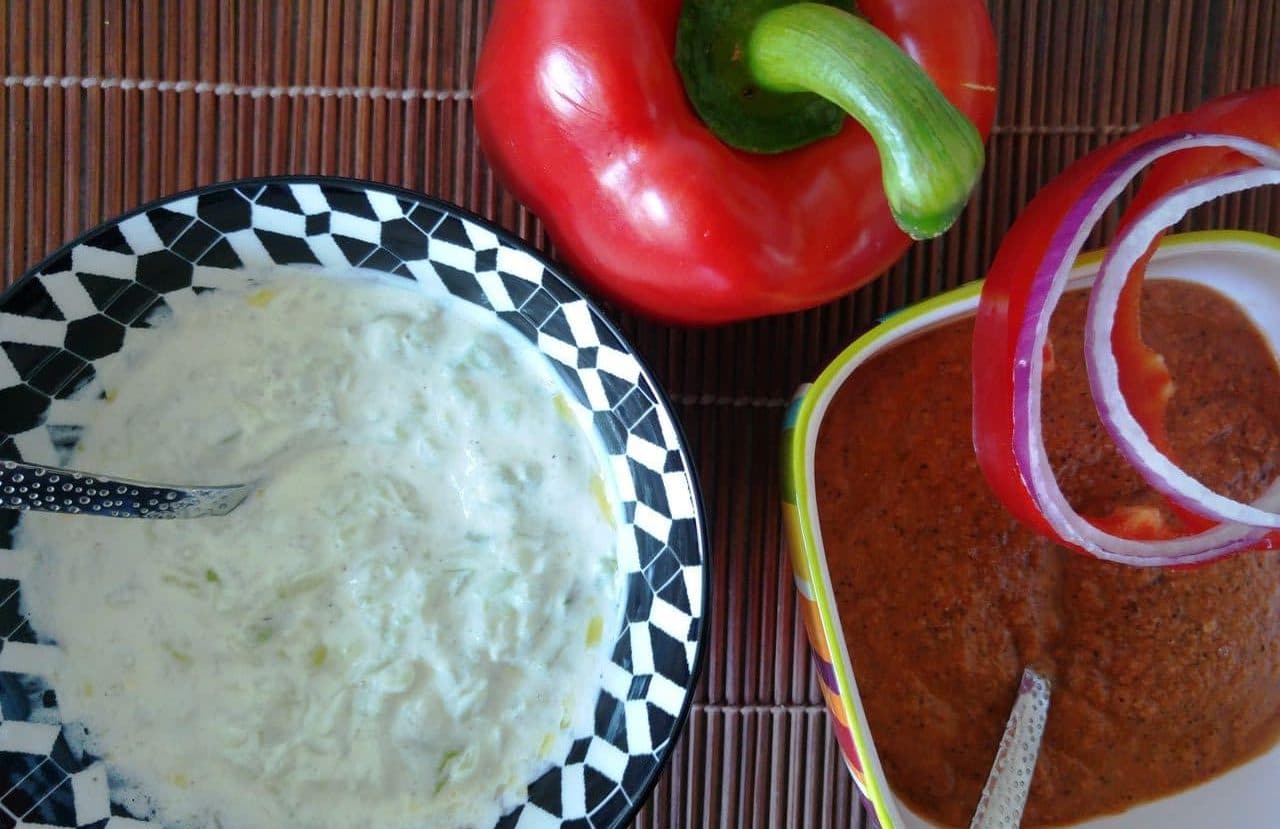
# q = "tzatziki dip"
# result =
<box><xmin>17</xmin><ymin>268</ymin><xmax>621</xmax><ymax>829</ymax></box>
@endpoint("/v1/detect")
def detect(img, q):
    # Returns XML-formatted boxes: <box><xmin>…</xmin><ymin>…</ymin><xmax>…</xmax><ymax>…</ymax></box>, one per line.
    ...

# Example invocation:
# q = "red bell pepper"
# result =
<box><xmin>473</xmin><ymin>0</ymin><xmax>997</xmax><ymax>324</ymax></box>
<box><xmin>972</xmin><ymin>86</ymin><xmax>1280</xmax><ymax>551</ymax></box>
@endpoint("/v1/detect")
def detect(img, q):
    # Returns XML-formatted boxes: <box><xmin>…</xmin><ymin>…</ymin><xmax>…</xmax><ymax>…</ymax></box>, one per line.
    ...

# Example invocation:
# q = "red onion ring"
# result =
<box><xmin>1010</xmin><ymin>133</ymin><xmax>1280</xmax><ymax>566</ymax></box>
<box><xmin>1087</xmin><ymin>167</ymin><xmax>1280</xmax><ymax>528</ymax></box>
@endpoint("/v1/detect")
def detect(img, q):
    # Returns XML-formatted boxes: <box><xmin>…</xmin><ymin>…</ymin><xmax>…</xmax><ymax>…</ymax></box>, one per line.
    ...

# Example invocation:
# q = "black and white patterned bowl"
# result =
<box><xmin>0</xmin><ymin>177</ymin><xmax>708</xmax><ymax>829</ymax></box>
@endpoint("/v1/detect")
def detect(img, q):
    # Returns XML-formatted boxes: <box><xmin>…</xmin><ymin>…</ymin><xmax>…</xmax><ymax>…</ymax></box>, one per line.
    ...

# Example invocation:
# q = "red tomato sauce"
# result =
<box><xmin>815</xmin><ymin>281</ymin><xmax>1280</xmax><ymax>826</ymax></box>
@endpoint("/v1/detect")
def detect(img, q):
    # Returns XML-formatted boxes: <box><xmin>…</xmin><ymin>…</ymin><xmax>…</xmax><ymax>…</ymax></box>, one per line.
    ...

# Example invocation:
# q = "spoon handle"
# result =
<box><xmin>970</xmin><ymin>667</ymin><xmax>1052</xmax><ymax>829</ymax></box>
<box><xmin>0</xmin><ymin>460</ymin><xmax>253</xmax><ymax>519</ymax></box>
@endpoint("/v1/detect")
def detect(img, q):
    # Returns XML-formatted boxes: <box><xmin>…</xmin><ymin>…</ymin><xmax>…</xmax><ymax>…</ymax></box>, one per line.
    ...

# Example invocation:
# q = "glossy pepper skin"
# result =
<box><xmin>472</xmin><ymin>0</ymin><xmax>997</xmax><ymax>325</ymax></box>
<box><xmin>971</xmin><ymin>86</ymin><xmax>1280</xmax><ymax>551</ymax></box>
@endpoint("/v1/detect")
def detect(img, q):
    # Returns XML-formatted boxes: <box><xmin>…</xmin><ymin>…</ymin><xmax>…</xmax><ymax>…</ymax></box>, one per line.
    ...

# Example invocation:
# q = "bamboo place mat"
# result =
<box><xmin>1</xmin><ymin>1</ymin><xmax>1279</xmax><ymax>827</ymax></box>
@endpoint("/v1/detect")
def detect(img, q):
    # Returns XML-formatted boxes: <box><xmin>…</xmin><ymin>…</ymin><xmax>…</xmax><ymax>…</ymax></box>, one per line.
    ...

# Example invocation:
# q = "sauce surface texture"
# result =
<box><xmin>18</xmin><ymin>269</ymin><xmax>620</xmax><ymax>829</ymax></box>
<box><xmin>816</xmin><ymin>280</ymin><xmax>1280</xmax><ymax>827</ymax></box>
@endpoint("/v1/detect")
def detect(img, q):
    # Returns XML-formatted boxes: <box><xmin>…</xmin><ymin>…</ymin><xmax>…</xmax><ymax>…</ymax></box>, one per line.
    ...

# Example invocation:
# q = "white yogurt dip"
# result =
<box><xmin>17</xmin><ymin>268</ymin><xmax>621</xmax><ymax>829</ymax></box>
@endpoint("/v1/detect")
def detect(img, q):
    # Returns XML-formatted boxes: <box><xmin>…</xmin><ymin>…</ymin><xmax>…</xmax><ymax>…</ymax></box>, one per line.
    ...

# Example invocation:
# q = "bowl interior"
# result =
<box><xmin>783</xmin><ymin>230</ymin><xmax>1280</xmax><ymax>829</ymax></box>
<box><xmin>0</xmin><ymin>178</ymin><xmax>707</xmax><ymax>829</ymax></box>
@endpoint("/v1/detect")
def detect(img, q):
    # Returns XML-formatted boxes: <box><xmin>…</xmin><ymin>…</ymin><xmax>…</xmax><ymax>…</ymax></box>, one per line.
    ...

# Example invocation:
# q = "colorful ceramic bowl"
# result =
<box><xmin>781</xmin><ymin>230</ymin><xmax>1280</xmax><ymax>828</ymax></box>
<box><xmin>0</xmin><ymin>178</ymin><xmax>708</xmax><ymax>829</ymax></box>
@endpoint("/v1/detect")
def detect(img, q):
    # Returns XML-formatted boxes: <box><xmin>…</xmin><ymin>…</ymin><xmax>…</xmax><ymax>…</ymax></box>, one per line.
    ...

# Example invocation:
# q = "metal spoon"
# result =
<box><xmin>0</xmin><ymin>460</ymin><xmax>254</xmax><ymax>519</ymax></box>
<box><xmin>969</xmin><ymin>666</ymin><xmax>1052</xmax><ymax>829</ymax></box>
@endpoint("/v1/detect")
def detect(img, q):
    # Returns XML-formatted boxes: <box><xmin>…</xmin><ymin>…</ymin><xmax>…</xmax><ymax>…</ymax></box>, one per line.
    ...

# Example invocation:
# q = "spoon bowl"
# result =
<box><xmin>0</xmin><ymin>460</ymin><xmax>253</xmax><ymax>518</ymax></box>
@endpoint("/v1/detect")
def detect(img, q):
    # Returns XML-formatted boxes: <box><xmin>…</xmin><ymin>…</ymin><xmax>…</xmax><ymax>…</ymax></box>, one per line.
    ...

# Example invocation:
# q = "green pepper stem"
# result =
<box><xmin>747</xmin><ymin>2</ymin><xmax>984</xmax><ymax>239</ymax></box>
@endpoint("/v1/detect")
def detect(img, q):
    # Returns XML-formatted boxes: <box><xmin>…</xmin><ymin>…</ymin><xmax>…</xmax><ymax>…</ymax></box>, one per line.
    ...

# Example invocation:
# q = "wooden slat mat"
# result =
<box><xmin>2</xmin><ymin>2</ymin><xmax>1278</xmax><ymax>826</ymax></box>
